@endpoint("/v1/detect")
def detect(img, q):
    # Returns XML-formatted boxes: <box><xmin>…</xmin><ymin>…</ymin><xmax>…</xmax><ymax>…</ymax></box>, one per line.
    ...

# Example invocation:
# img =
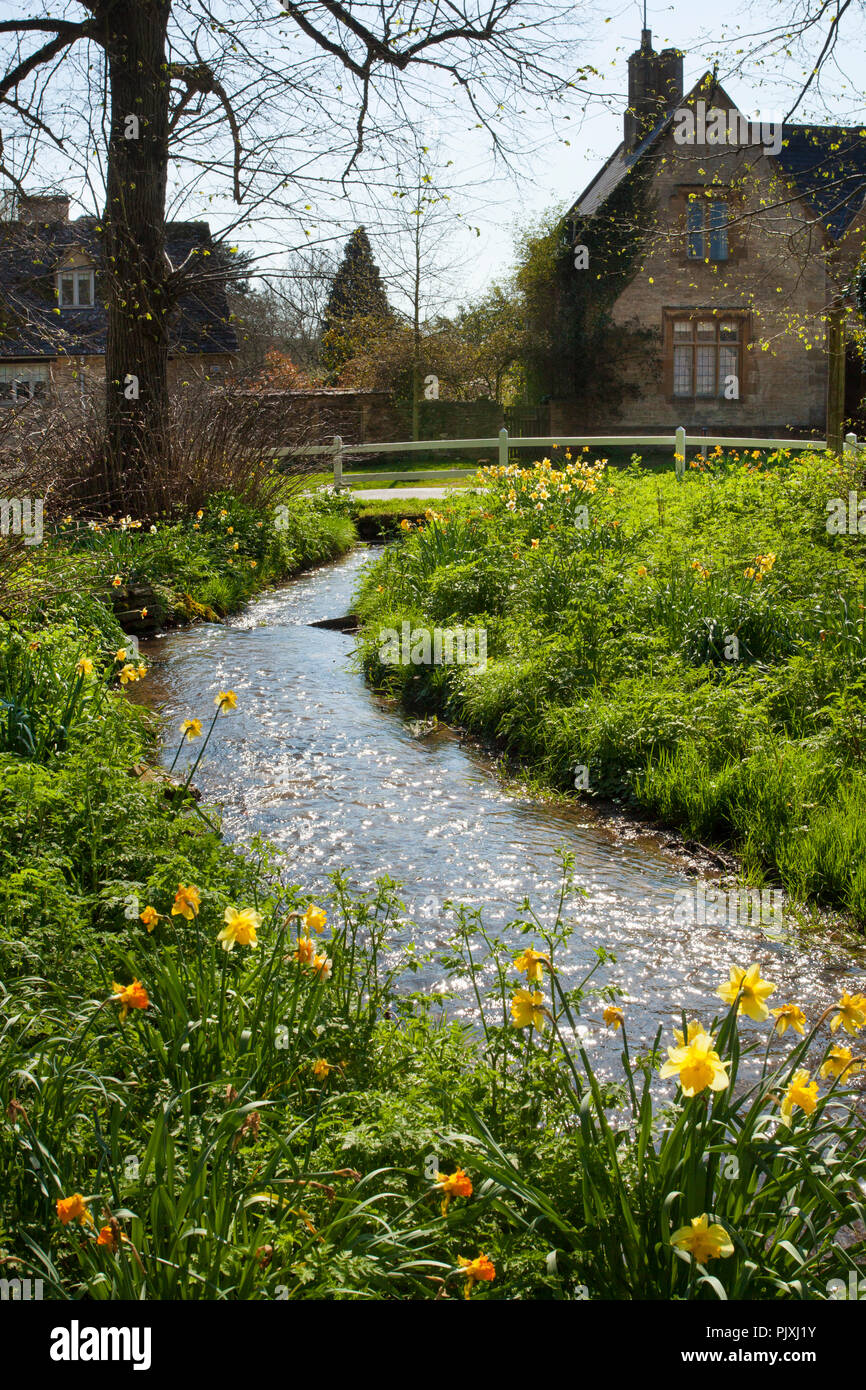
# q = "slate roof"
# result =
<box><xmin>0</xmin><ymin>215</ymin><xmax>237</xmax><ymax>360</ymax></box>
<box><xmin>569</xmin><ymin>80</ymin><xmax>866</xmax><ymax>240</ymax></box>
<box><xmin>569</xmin><ymin>115</ymin><xmax>670</xmax><ymax>221</ymax></box>
<box><xmin>775</xmin><ymin>125</ymin><xmax>866</xmax><ymax>239</ymax></box>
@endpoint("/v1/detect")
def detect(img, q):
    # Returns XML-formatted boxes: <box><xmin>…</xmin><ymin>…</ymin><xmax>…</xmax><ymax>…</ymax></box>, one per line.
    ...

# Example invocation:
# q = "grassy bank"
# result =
<box><xmin>356</xmin><ymin>448</ymin><xmax>866</xmax><ymax>927</ymax></box>
<box><xmin>3</xmin><ymin>480</ymin><xmax>866</xmax><ymax>1301</ymax></box>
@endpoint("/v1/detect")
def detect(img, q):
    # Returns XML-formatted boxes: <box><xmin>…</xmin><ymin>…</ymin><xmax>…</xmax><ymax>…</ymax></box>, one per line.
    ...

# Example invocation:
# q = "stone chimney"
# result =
<box><xmin>17</xmin><ymin>192</ymin><xmax>70</xmax><ymax>225</ymax></box>
<box><xmin>624</xmin><ymin>30</ymin><xmax>683</xmax><ymax>151</ymax></box>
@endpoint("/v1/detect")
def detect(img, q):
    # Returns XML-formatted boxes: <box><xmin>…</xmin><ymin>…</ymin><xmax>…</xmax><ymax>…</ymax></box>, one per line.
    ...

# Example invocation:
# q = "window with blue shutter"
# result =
<box><xmin>687</xmin><ymin>201</ymin><xmax>704</xmax><ymax>259</ymax></box>
<box><xmin>708</xmin><ymin>201</ymin><xmax>728</xmax><ymax>261</ymax></box>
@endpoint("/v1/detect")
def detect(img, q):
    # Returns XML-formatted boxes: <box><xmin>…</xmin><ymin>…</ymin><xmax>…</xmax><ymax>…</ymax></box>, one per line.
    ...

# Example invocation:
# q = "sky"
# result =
<box><xmin>2</xmin><ymin>0</ymin><xmax>865</xmax><ymax>318</ymax></box>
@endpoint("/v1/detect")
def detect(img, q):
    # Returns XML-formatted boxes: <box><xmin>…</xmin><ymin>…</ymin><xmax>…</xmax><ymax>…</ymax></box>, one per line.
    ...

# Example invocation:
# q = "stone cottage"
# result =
<box><xmin>553</xmin><ymin>31</ymin><xmax>866</xmax><ymax>438</ymax></box>
<box><xmin>0</xmin><ymin>191</ymin><xmax>236</xmax><ymax>405</ymax></box>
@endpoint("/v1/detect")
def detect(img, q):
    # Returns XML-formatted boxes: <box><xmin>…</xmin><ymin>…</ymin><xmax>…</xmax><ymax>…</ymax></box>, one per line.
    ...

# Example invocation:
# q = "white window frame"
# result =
<box><xmin>0</xmin><ymin>362</ymin><xmax>51</xmax><ymax>405</ymax></box>
<box><xmin>57</xmin><ymin>267</ymin><xmax>95</xmax><ymax>309</ymax></box>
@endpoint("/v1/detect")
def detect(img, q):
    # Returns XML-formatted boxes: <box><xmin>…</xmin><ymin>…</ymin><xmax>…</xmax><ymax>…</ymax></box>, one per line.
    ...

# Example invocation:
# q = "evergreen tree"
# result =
<box><xmin>321</xmin><ymin>227</ymin><xmax>392</xmax><ymax>376</ymax></box>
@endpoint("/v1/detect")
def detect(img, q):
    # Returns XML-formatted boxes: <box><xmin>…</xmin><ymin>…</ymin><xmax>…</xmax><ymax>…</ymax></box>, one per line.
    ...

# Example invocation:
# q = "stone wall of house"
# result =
<box><xmin>555</xmin><ymin>108</ymin><xmax>834</xmax><ymax>439</ymax></box>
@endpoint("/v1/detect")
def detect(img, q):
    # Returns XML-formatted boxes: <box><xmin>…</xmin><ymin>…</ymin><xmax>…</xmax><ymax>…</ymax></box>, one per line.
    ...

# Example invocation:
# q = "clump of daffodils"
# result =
<box><xmin>744</xmin><ymin>551</ymin><xmax>776</xmax><ymax>582</ymax></box>
<box><xmin>483</xmin><ymin>453</ymin><xmax>606</xmax><ymax>521</ymax></box>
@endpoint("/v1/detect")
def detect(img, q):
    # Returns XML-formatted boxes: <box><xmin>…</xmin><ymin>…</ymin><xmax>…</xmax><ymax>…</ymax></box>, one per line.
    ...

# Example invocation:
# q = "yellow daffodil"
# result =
<box><xmin>831</xmin><ymin>992</ymin><xmax>866</xmax><ymax>1035</ymax></box>
<box><xmin>311</xmin><ymin>952</ymin><xmax>332</xmax><ymax>981</ymax></box>
<box><xmin>303</xmin><ymin>904</ymin><xmax>327</xmax><ymax>935</ymax></box>
<box><xmin>457</xmin><ymin>1252</ymin><xmax>495</xmax><ymax>1298</ymax></box>
<box><xmin>111</xmin><ymin>575</ymin><xmax>122</xmax><ymax>588</ymax></box>
<box><xmin>56</xmin><ymin>1193</ymin><xmax>93</xmax><ymax>1226</ymax></box>
<box><xmin>75</xmin><ymin>657</ymin><xmax>94</xmax><ymax>677</ymax></box>
<box><xmin>637</xmin><ymin>565</ymin><xmax>648</xmax><ymax>578</ymax></box>
<box><xmin>139</xmin><ymin>905</ymin><xmax>159</xmax><ymax>932</ymax></box>
<box><xmin>659</xmin><ymin>1029</ymin><xmax>729</xmax><ymax>1097</ymax></box>
<box><xmin>670</xmin><ymin>1214</ymin><xmax>734</xmax><ymax>1264</ymax></box>
<box><xmin>510</xmin><ymin>988</ymin><xmax>546</xmax><ymax>1030</ymax></box>
<box><xmin>780</xmin><ymin>1068</ymin><xmax>819</xmax><ymax>1124</ymax></box>
<box><xmin>215</xmin><ymin>689</ymin><xmax>238</xmax><ymax>712</ymax></box>
<box><xmin>513</xmin><ymin>947</ymin><xmax>549</xmax><ymax>983</ymax></box>
<box><xmin>717</xmin><ymin>962</ymin><xmax>775</xmax><ymax>1021</ymax></box>
<box><xmin>96</xmin><ymin>1221</ymin><xmax>126</xmax><ymax>1253</ymax></box>
<box><xmin>111</xmin><ymin>979</ymin><xmax>149</xmax><ymax>1021</ymax></box>
<box><xmin>673</xmin><ymin>1019</ymin><xmax>706</xmax><ymax>1046</ymax></box>
<box><xmin>171</xmin><ymin>883</ymin><xmax>201</xmax><ymax>919</ymax></box>
<box><xmin>114</xmin><ymin>648</ymin><xmax>127</xmax><ymax>663</ymax></box>
<box><xmin>293</xmin><ymin>936</ymin><xmax>316</xmax><ymax>966</ymax></box>
<box><xmin>436</xmin><ymin>1168</ymin><xmax>473</xmax><ymax>1216</ymax></box>
<box><xmin>312</xmin><ymin>1058</ymin><xmax>337</xmax><ymax>1080</ymax></box>
<box><xmin>604</xmin><ymin>1006</ymin><xmax>625</xmax><ymax>1031</ymax></box>
<box><xmin>97</xmin><ymin>1223</ymin><xmax>127</xmax><ymax>1256</ymax></box>
<box><xmin>771</xmin><ymin>1004</ymin><xmax>806</xmax><ymax>1036</ymax></box>
<box><xmin>180</xmin><ymin>718</ymin><xmax>202</xmax><ymax>741</ymax></box>
<box><xmin>218</xmin><ymin>905</ymin><xmax>261</xmax><ymax>952</ymax></box>
<box><xmin>118</xmin><ymin>663</ymin><xmax>139</xmax><ymax>685</ymax></box>
<box><xmin>820</xmin><ymin>1046</ymin><xmax>862</xmax><ymax>1081</ymax></box>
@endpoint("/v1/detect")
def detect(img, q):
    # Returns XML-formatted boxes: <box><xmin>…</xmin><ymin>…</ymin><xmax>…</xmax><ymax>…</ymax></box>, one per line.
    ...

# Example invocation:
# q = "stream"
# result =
<box><xmin>137</xmin><ymin>546</ymin><xmax>861</xmax><ymax>1067</ymax></box>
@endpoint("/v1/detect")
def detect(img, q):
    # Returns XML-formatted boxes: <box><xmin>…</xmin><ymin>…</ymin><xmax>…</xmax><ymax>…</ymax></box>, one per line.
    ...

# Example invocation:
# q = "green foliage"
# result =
<box><xmin>514</xmin><ymin>175</ymin><xmax>654</xmax><ymax>406</ymax></box>
<box><xmin>3</xmin><ymin>479</ymin><xmax>866</xmax><ymax>1301</ymax></box>
<box><xmin>321</xmin><ymin>227</ymin><xmax>393</xmax><ymax>377</ymax></box>
<box><xmin>359</xmin><ymin>447</ymin><xmax>866</xmax><ymax>923</ymax></box>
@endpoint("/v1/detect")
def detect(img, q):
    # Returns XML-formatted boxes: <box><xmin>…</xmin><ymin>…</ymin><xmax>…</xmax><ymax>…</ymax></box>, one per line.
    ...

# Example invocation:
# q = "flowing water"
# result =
<box><xmin>137</xmin><ymin>547</ymin><xmax>862</xmax><ymax>1067</ymax></box>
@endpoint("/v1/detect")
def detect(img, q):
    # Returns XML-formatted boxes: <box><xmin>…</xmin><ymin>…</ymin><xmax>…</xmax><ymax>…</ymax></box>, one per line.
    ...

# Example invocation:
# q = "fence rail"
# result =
<box><xmin>275</xmin><ymin>427</ymin><xmax>863</xmax><ymax>490</ymax></box>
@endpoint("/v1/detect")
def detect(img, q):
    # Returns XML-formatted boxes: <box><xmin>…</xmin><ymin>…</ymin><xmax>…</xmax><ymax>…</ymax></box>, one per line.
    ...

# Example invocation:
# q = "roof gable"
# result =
<box><xmin>569</xmin><ymin>73</ymin><xmax>866</xmax><ymax>241</ymax></box>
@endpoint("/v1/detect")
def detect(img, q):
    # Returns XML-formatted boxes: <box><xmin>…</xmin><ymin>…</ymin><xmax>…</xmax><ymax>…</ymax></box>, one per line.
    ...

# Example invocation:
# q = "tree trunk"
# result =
<box><xmin>411</xmin><ymin>191</ymin><xmax>422</xmax><ymax>443</ymax></box>
<box><xmin>101</xmin><ymin>0</ymin><xmax>172</xmax><ymax>508</ymax></box>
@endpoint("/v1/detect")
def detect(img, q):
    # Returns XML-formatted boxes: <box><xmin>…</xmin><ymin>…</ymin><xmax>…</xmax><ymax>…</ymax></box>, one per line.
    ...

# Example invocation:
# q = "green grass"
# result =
<box><xmin>4</xmin><ymin>473</ymin><xmax>866</xmax><ymax>1301</ymax></box>
<box><xmin>4</xmin><ymin>489</ymin><xmax>356</xmax><ymax>636</ymax></box>
<box><xmin>356</xmin><ymin>446</ymin><xmax>866</xmax><ymax>926</ymax></box>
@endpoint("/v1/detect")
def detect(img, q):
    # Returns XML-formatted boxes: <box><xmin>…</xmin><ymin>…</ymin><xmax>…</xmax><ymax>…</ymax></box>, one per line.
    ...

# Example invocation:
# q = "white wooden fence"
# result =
<box><xmin>275</xmin><ymin>427</ymin><xmax>864</xmax><ymax>490</ymax></box>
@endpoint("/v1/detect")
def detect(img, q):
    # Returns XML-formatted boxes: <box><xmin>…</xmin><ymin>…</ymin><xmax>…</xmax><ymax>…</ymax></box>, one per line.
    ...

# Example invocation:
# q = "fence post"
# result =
<box><xmin>674</xmin><ymin>425</ymin><xmax>686</xmax><ymax>481</ymax></box>
<box><xmin>498</xmin><ymin>427</ymin><xmax>509</xmax><ymax>470</ymax></box>
<box><xmin>332</xmin><ymin>435</ymin><xmax>343</xmax><ymax>491</ymax></box>
<box><xmin>844</xmin><ymin>431</ymin><xmax>857</xmax><ymax>457</ymax></box>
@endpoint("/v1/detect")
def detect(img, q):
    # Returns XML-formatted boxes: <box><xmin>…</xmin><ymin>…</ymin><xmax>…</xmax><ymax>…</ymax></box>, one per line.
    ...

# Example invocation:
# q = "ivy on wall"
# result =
<box><xmin>516</xmin><ymin>162</ymin><xmax>658</xmax><ymax>411</ymax></box>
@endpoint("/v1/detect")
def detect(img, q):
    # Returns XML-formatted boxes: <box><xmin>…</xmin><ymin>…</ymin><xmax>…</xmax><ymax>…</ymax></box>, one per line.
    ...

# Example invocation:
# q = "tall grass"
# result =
<box><xmin>357</xmin><ymin>450</ymin><xmax>866</xmax><ymax>923</ymax></box>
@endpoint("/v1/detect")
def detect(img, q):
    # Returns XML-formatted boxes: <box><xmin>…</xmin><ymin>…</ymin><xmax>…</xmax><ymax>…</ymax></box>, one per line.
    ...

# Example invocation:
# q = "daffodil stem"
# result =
<box><xmin>171</xmin><ymin>706</ymin><xmax>221</xmax><ymax>808</ymax></box>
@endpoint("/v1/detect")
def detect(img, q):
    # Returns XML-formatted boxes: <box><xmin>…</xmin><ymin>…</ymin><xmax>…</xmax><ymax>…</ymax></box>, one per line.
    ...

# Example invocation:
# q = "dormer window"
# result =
<box><xmin>57</xmin><ymin>267</ymin><xmax>95</xmax><ymax>308</ymax></box>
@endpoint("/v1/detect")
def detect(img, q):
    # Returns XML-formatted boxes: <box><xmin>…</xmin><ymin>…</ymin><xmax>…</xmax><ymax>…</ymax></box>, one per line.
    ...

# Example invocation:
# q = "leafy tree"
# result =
<box><xmin>321</xmin><ymin>227</ymin><xmax>392</xmax><ymax>377</ymax></box>
<box><xmin>454</xmin><ymin>285</ymin><xmax>526</xmax><ymax>403</ymax></box>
